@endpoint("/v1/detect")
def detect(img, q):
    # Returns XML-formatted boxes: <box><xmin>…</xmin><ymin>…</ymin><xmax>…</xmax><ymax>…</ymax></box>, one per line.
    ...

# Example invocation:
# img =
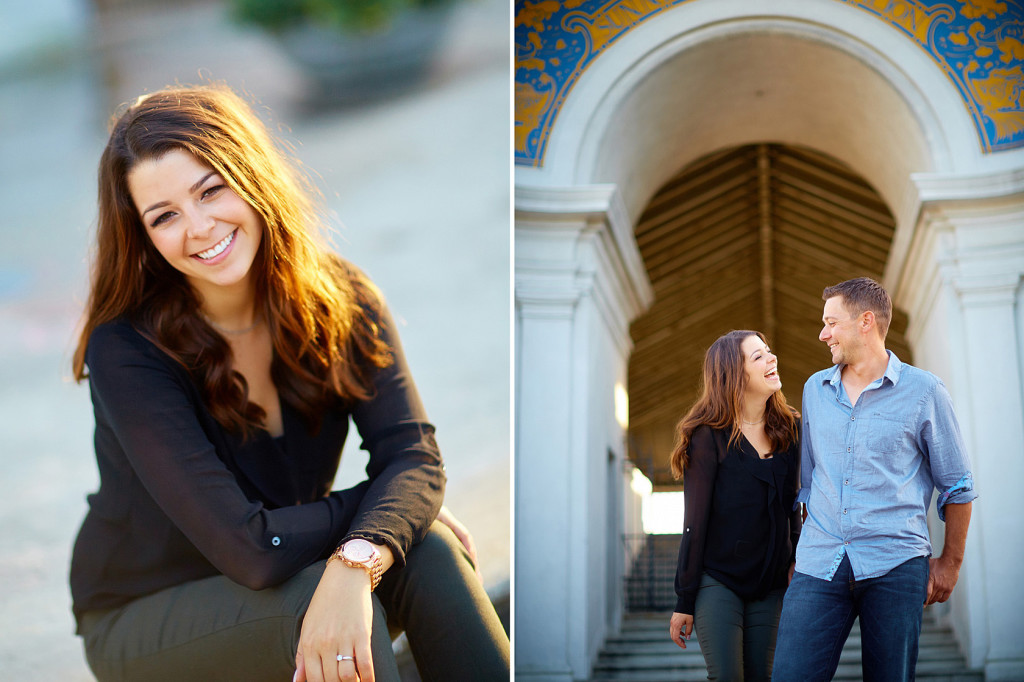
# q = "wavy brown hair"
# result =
<box><xmin>72</xmin><ymin>83</ymin><xmax>392</xmax><ymax>435</ymax></box>
<box><xmin>669</xmin><ymin>330</ymin><xmax>798</xmax><ymax>480</ymax></box>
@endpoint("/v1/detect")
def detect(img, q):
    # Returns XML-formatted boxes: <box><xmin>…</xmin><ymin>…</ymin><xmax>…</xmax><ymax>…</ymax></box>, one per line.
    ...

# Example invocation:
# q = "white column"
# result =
<box><xmin>515</xmin><ymin>284</ymin><xmax>580</xmax><ymax>681</ymax></box>
<box><xmin>895</xmin><ymin>179</ymin><xmax>1024</xmax><ymax>678</ymax></box>
<box><xmin>515</xmin><ymin>186</ymin><xmax>652</xmax><ymax>681</ymax></box>
<box><xmin>952</xmin><ymin>273</ymin><xmax>1024</xmax><ymax>678</ymax></box>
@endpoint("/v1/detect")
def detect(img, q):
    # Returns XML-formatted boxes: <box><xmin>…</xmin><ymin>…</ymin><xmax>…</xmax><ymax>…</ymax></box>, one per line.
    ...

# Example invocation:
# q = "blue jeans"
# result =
<box><xmin>772</xmin><ymin>554</ymin><xmax>929</xmax><ymax>682</ymax></box>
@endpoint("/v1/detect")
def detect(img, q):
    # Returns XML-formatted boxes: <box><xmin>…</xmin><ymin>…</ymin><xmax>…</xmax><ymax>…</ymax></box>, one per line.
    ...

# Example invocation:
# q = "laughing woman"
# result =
<box><xmin>668</xmin><ymin>330</ymin><xmax>801</xmax><ymax>682</ymax></box>
<box><xmin>70</xmin><ymin>84</ymin><xmax>509</xmax><ymax>682</ymax></box>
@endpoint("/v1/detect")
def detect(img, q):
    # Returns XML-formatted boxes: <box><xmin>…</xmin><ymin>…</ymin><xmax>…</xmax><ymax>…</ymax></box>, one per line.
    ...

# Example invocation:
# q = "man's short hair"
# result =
<box><xmin>822</xmin><ymin>277</ymin><xmax>892</xmax><ymax>339</ymax></box>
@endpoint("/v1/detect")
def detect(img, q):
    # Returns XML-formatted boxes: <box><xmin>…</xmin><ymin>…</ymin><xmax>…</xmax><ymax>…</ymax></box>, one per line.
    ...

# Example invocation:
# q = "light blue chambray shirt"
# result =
<box><xmin>796</xmin><ymin>351</ymin><xmax>977</xmax><ymax>581</ymax></box>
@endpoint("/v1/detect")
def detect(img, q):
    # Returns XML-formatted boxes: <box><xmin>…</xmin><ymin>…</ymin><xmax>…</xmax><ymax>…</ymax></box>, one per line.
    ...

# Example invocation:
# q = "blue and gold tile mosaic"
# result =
<box><xmin>514</xmin><ymin>0</ymin><xmax>1024</xmax><ymax>167</ymax></box>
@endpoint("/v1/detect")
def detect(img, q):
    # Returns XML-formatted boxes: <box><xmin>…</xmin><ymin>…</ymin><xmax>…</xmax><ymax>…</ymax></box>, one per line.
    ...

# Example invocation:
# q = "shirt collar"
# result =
<box><xmin>882</xmin><ymin>350</ymin><xmax>903</xmax><ymax>385</ymax></box>
<box><xmin>824</xmin><ymin>349</ymin><xmax>903</xmax><ymax>387</ymax></box>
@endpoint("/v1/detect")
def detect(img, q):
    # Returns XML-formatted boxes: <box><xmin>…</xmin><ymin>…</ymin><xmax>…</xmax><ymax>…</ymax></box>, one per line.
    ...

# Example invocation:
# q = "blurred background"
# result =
<box><xmin>0</xmin><ymin>0</ymin><xmax>509</xmax><ymax>677</ymax></box>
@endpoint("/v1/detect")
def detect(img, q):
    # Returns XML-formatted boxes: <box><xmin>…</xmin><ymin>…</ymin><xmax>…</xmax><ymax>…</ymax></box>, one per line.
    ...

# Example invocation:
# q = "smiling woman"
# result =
<box><xmin>667</xmin><ymin>330</ymin><xmax>801</xmax><ymax>682</ymax></box>
<box><xmin>130</xmin><ymin>151</ymin><xmax>264</xmax><ymax>303</ymax></box>
<box><xmin>68</xmin><ymin>83</ymin><xmax>509</xmax><ymax>682</ymax></box>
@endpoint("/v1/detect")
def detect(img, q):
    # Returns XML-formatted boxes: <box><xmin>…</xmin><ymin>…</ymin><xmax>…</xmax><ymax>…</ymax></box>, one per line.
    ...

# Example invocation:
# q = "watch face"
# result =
<box><xmin>343</xmin><ymin>539</ymin><xmax>374</xmax><ymax>562</ymax></box>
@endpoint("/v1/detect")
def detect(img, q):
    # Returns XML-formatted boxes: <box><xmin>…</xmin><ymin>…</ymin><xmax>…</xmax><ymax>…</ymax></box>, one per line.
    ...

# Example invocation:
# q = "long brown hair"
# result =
<box><xmin>72</xmin><ymin>83</ymin><xmax>392</xmax><ymax>435</ymax></box>
<box><xmin>669</xmin><ymin>330</ymin><xmax>798</xmax><ymax>480</ymax></box>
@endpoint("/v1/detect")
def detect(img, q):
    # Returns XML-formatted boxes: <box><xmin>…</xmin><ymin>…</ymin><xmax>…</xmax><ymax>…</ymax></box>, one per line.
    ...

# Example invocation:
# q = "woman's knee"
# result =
<box><xmin>404</xmin><ymin>521</ymin><xmax>474</xmax><ymax>573</ymax></box>
<box><xmin>377</xmin><ymin>520</ymin><xmax>488</xmax><ymax>634</ymax></box>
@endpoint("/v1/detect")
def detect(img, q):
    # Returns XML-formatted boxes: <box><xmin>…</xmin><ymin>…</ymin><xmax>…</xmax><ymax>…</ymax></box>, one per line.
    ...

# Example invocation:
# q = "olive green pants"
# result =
<box><xmin>693</xmin><ymin>572</ymin><xmax>785</xmax><ymax>682</ymax></box>
<box><xmin>78</xmin><ymin>523</ymin><xmax>509</xmax><ymax>682</ymax></box>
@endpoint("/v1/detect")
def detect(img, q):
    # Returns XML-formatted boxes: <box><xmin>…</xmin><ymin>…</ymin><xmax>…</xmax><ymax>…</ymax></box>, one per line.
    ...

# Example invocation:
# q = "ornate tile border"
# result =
<box><xmin>514</xmin><ymin>0</ymin><xmax>1024</xmax><ymax>167</ymax></box>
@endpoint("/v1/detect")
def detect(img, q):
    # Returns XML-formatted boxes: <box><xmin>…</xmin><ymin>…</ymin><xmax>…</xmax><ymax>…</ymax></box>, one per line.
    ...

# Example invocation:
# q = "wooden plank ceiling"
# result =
<box><xmin>628</xmin><ymin>144</ymin><xmax>911</xmax><ymax>488</ymax></box>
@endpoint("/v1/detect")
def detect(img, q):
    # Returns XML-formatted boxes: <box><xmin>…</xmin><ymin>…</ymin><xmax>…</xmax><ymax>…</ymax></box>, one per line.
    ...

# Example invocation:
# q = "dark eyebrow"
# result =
<box><xmin>190</xmin><ymin>171</ymin><xmax>218</xmax><ymax>194</ymax></box>
<box><xmin>141</xmin><ymin>171</ymin><xmax>218</xmax><ymax>217</ymax></box>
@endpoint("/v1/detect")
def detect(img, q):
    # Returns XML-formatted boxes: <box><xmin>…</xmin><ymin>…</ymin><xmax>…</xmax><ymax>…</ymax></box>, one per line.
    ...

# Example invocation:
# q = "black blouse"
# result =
<box><xmin>674</xmin><ymin>424</ymin><xmax>801</xmax><ymax>614</ymax></box>
<box><xmin>69</xmin><ymin>304</ymin><xmax>445</xmax><ymax>627</ymax></box>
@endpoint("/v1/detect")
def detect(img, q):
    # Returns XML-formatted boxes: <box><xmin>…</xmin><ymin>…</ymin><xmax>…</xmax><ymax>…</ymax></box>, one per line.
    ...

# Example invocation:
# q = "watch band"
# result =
<box><xmin>327</xmin><ymin>539</ymin><xmax>384</xmax><ymax>592</ymax></box>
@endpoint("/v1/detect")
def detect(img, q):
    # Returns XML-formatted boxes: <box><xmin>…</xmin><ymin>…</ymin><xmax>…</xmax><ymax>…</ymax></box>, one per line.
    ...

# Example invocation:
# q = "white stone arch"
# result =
<box><xmin>525</xmin><ymin>0</ymin><xmax>987</xmax><ymax>208</ymax></box>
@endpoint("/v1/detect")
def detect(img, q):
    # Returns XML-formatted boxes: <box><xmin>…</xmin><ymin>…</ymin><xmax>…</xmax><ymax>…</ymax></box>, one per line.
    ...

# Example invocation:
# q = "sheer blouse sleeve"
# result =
<box><xmin>336</xmin><ymin>305</ymin><xmax>446</xmax><ymax>568</ymax></box>
<box><xmin>787</xmin><ymin>421</ymin><xmax>802</xmax><ymax>564</ymax></box>
<box><xmin>674</xmin><ymin>425</ymin><xmax>719</xmax><ymax>615</ymax></box>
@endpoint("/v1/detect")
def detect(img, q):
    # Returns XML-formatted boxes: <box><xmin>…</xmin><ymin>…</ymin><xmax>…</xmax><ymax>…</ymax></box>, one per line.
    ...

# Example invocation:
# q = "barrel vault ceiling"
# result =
<box><xmin>627</xmin><ymin>143</ymin><xmax>911</xmax><ymax>488</ymax></box>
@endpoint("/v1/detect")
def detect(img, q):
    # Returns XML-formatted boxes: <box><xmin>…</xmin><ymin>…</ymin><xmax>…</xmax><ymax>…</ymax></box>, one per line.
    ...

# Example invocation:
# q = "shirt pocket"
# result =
<box><xmin>865</xmin><ymin>411</ymin><xmax>908</xmax><ymax>456</ymax></box>
<box><xmin>734</xmin><ymin>540</ymin><xmax>756</xmax><ymax>559</ymax></box>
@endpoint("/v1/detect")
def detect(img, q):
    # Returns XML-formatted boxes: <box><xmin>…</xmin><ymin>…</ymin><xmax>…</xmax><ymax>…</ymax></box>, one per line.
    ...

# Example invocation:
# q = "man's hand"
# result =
<box><xmin>926</xmin><ymin>555</ymin><xmax>960</xmax><ymax>605</ymax></box>
<box><xmin>926</xmin><ymin>502</ymin><xmax>972</xmax><ymax>606</ymax></box>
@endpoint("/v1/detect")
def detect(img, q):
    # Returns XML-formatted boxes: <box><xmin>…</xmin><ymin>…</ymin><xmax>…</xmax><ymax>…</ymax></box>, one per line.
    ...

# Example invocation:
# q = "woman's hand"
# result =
<box><xmin>295</xmin><ymin>546</ymin><xmax>392</xmax><ymax>682</ymax></box>
<box><xmin>669</xmin><ymin>612</ymin><xmax>693</xmax><ymax>650</ymax></box>
<box><xmin>436</xmin><ymin>505</ymin><xmax>483</xmax><ymax>584</ymax></box>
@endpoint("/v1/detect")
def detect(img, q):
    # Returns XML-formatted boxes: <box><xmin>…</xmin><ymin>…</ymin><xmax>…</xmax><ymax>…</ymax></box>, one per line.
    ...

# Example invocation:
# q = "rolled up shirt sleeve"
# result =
<box><xmin>918</xmin><ymin>379</ymin><xmax>978</xmax><ymax>521</ymax></box>
<box><xmin>936</xmin><ymin>473</ymin><xmax>975</xmax><ymax>521</ymax></box>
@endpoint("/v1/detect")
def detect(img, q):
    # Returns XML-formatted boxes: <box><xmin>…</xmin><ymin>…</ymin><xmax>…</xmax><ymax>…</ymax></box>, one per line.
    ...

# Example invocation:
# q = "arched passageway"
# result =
<box><xmin>627</xmin><ymin>143</ymin><xmax>912</xmax><ymax>486</ymax></box>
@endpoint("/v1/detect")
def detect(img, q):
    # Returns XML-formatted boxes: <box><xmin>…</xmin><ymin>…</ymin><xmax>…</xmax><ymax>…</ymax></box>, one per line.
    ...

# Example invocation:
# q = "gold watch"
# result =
<box><xmin>330</xmin><ymin>538</ymin><xmax>384</xmax><ymax>591</ymax></box>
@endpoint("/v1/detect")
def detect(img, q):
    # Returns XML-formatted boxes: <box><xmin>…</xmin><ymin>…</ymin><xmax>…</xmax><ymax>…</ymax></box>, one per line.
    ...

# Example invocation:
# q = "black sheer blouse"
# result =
<box><xmin>674</xmin><ymin>424</ymin><xmax>801</xmax><ymax>615</ymax></box>
<box><xmin>70</xmin><ymin>304</ymin><xmax>445</xmax><ymax>627</ymax></box>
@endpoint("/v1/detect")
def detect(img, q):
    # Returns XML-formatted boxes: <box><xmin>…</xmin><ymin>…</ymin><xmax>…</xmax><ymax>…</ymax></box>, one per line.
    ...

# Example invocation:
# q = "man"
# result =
<box><xmin>772</xmin><ymin>277</ymin><xmax>976</xmax><ymax>681</ymax></box>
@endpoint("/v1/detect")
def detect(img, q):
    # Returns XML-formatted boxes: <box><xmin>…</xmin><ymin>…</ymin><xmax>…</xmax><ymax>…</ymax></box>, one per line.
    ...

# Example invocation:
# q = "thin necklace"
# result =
<box><xmin>205</xmin><ymin>315</ymin><xmax>261</xmax><ymax>336</ymax></box>
<box><xmin>741</xmin><ymin>416</ymin><xmax>764</xmax><ymax>426</ymax></box>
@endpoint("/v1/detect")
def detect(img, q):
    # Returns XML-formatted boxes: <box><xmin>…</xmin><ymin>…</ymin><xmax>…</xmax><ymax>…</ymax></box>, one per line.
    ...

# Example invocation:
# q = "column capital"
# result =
<box><xmin>516</xmin><ymin>183</ymin><xmax>653</xmax><ymax>315</ymax></box>
<box><xmin>911</xmin><ymin>167</ymin><xmax>1024</xmax><ymax>205</ymax></box>
<box><xmin>516</xmin><ymin>277</ymin><xmax>585</xmax><ymax>320</ymax></box>
<box><xmin>893</xmin><ymin>189</ymin><xmax>1024</xmax><ymax>316</ymax></box>
<box><xmin>951</xmin><ymin>273</ymin><xmax>1021</xmax><ymax>307</ymax></box>
<box><xmin>515</xmin><ymin>183</ymin><xmax>622</xmax><ymax>218</ymax></box>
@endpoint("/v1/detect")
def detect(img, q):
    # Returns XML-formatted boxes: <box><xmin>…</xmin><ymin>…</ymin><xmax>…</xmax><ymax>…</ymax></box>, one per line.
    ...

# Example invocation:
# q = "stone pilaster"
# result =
<box><xmin>515</xmin><ymin>185</ymin><xmax>651</xmax><ymax>680</ymax></box>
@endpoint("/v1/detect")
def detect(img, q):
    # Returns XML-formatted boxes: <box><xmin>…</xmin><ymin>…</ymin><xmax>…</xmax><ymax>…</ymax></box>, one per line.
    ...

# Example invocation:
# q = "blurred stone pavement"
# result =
<box><xmin>0</xmin><ymin>0</ymin><xmax>510</xmax><ymax>678</ymax></box>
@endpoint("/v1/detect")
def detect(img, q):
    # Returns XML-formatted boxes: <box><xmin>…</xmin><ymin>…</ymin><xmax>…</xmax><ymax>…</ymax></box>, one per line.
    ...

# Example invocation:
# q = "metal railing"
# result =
<box><xmin>622</xmin><ymin>532</ymin><xmax>682</xmax><ymax>612</ymax></box>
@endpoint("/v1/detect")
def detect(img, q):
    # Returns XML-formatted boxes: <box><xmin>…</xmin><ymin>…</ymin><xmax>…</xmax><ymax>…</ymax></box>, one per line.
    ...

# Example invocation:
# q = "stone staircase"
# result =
<box><xmin>589</xmin><ymin>612</ymin><xmax>983</xmax><ymax>681</ymax></box>
<box><xmin>593</xmin><ymin>534</ymin><xmax>982</xmax><ymax>681</ymax></box>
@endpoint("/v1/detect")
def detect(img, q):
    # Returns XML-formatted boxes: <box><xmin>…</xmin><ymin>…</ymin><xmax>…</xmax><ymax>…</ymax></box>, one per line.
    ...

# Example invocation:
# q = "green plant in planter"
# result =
<box><xmin>232</xmin><ymin>0</ymin><xmax>461</xmax><ymax>104</ymax></box>
<box><xmin>233</xmin><ymin>0</ymin><xmax>457</xmax><ymax>35</ymax></box>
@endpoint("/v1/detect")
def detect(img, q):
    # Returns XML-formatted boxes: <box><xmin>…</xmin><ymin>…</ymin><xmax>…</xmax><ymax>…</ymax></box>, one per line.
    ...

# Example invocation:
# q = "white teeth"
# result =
<box><xmin>196</xmin><ymin>231</ymin><xmax>234</xmax><ymax>260</ymax></box>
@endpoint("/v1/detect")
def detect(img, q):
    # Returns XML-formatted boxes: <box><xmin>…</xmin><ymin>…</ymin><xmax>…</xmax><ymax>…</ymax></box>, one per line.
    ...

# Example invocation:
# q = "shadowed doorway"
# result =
<box><xmin>628</xmin><ymin>142</ymin><xmax>912</xmax><ymax>492</ymax></box>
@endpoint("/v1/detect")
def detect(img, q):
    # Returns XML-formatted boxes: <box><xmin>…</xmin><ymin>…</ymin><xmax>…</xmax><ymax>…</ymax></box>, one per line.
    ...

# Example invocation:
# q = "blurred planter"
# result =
<box><xmin>233</xmin><ymin>0</ymin><xmax>457</xmax><ymax>105</ymax></box>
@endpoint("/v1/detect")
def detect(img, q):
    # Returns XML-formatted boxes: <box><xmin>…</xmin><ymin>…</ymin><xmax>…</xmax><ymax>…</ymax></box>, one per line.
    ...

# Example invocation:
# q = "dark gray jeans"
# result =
<box><xmin>693</xmin><ymin>572</ymin><xmax>786</xmax><ymax>682</ymax></box>
<box><xmin>78</xmin><ymin>522</ymin><xmax>509</xmax><ymax>682</ymax></box>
